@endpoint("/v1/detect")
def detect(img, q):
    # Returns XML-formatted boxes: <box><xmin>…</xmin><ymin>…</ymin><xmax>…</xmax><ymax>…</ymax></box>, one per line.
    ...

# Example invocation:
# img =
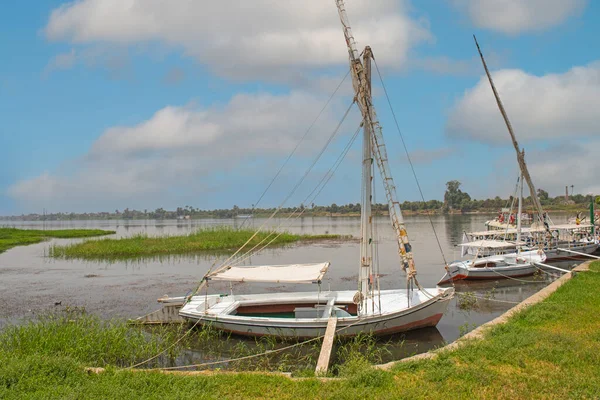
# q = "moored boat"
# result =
<box><xmin>174</xmin><ymin>0</ymin><xmax>454</xmax><ymax>338</ymax></box>
<box><xmin>437</xmin><ymin>249</ymin><xmax>546</xmax><ymax>285</ymax></box>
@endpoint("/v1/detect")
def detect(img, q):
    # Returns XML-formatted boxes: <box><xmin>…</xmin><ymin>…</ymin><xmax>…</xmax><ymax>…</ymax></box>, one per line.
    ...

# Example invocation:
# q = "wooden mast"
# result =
<box><xmin>335</xmin><ymin>0</ymin><xmax>417</xmax><ymax>299</ymax></box>
<box><xmin>473</xmin><ymin>35</ymin><xmax>546</xmax><ymax>228</ymax></box>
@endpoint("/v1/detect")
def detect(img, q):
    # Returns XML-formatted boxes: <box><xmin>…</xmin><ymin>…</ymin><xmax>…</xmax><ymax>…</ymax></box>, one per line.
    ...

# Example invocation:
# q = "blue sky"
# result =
<box><xmin>1</xmin><ymin>0</ymin><xmax>599</xmax><ymax>215</ymax></box>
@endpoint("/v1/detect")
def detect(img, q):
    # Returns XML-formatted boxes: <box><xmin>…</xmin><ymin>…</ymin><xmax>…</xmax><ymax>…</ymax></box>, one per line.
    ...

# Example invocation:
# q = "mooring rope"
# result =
<box><xmin>150</xmin><ymin>315</ymin><xmax>369</xmax><ymax>371</ymax></box>
<box><xmin>456</xmin><ymin>292</ymin><xmax>521</xmax><ymax>305</ymax></box>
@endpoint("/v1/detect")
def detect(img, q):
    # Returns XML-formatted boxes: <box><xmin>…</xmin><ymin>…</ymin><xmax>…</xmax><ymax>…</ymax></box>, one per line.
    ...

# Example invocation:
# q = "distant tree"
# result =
<box><xmin>444</xmin><ymin>180</ymin><xmax>472</xmax><ymax>212</ymax></box>
<box><xmin>537</xmin><ymin>188</ymin><xmax>549</xmax><ymax>201</ymax></box>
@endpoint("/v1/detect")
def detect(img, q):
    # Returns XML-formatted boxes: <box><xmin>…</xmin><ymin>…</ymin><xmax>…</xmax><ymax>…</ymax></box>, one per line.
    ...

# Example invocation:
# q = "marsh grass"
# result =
<box><xmin>0</xmin><ymin>227</ymin><xmax>114</xmax><ymax>254</ymax></box>
<box><xmin>48</xmin><ymin>227</ymin><xmax>346</xmax><ymax>260</ymax></box>
<box><xmin>0</xmin><ymin>308</ymin><xmax>181</xmax><ymax>368</ymax></box>
<box><xmin>1</xmin><ymin>261</ymin><xmax>599</xmax><ymax>398</ymax></box>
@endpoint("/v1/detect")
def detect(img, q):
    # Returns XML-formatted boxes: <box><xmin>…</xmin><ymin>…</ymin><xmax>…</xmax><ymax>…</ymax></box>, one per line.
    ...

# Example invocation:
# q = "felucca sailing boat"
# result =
<box><xmin>438</xmin><ymin>37</ymin><xmax>595</xmax><ymax>285</ymax></box>
<box><xmin>168</xmin><ymin>0</ymin><xmax>454</xmax><ymax>338</ymax></box>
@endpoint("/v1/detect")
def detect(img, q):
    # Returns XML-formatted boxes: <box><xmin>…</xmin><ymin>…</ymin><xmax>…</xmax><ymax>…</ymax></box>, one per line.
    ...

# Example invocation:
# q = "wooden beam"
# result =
<box><xmin>315</xmin><ymin>315</ymin><xmax>338</xmax><ymax>375</ymax></box>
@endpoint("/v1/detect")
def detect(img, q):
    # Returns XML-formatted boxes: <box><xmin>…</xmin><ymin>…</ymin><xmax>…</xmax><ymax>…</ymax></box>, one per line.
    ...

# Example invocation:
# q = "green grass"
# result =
<box><xmin>1</xmin><ymin>262</ymin><xmax>599</xmax><ymax>399</ymax></box>
<box><xmin>0</xmin><ymin>227</ymin><xmax>115</xmax><ymax>254</ymax></box>
<box><xmin>48</xmin><ymin>227</ymin><xmax>346</xmax><ymax>260</ymax></box>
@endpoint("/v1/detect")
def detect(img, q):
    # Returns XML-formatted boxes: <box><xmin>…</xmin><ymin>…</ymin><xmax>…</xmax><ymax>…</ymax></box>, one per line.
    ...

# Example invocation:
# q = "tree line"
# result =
<box><xmin>2</xmin><ymin>181</ymin><xmax>597</xmax><ymax>221</ymax></box>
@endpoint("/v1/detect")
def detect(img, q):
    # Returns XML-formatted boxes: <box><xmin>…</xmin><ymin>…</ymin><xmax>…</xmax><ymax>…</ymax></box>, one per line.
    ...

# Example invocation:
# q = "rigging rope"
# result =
<box><xmin>372</xmin><ymin>56</ymin><xmax>448</xmax><ymax>267</ymax></box>
<box><xmin>201</xmin><ymin>99</ymin><xmax>356</xmax><ymax>284</ymax></box>
<box><xmin>231</xmin><ymin>123</ymin><xmax>362</xmax><ymax>266</ymax></box>
<box><xmin>239</xmin><ymin>69</ymin><xmax>351</xmax><ymax>229</ymax></box>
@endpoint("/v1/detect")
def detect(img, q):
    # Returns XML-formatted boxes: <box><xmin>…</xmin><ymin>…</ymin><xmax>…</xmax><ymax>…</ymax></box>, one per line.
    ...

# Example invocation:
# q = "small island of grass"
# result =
<box><xmin>0</xmin><ymin>227</ymin><xmax>116</xmax><ymax>254</ymax></box>
<box><xmin>48</xmin><ymin>227</ymin><xmax>347</xmax><ymax>260</ymax></box>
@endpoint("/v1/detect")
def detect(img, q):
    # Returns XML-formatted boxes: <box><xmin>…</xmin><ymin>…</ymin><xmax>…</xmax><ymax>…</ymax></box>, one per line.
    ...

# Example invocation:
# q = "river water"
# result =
<box><xmin>0</xmin><ymin>215</ymin><xmax>581</xmax><ymax>364</ymax></box>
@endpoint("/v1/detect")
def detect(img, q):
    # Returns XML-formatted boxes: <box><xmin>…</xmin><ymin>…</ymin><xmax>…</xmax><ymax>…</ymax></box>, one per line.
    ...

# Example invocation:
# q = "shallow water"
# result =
<box><xmin>0</xmin><ymin>215</ymin><xmax>583</xmax><ymax>365</ymax></box>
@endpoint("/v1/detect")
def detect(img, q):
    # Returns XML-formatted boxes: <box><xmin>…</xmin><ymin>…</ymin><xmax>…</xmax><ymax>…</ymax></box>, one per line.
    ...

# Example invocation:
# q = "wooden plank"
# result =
<box><xmin>315</xmin><ymin>315</ymin><xmax>338</xmax><ymax>375</ymax></box>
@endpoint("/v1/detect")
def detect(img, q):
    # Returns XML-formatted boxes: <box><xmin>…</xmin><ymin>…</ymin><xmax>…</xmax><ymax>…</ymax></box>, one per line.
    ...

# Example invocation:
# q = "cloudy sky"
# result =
<box><xmin>1</xmin><ymin>0</ymin><xmax>598</xmax><ymax>214</ymax></box>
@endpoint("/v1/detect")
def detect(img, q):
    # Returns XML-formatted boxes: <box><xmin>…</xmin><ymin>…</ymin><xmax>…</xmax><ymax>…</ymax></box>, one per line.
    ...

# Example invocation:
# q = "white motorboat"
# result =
<box><xmin>437</xmin><ymin>249</ymin><xmax>546</xmax><ymax>285</ymax></box>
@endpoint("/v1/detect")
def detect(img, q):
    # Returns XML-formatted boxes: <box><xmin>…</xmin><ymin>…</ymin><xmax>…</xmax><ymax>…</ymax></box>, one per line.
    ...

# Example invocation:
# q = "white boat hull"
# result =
<box><xmin>438</xmin><ymin>250</ymin><xmax>547</xmax><ymax>285</ymax></box>
<box><xmin>544</xmin><ymin>242</ymin><xmax>598</xmax><ymax>260</ymax></box>
<box><xmin>462</xmin><ymin>241</ymin><xmax>598</xmax><ymax>261</ymax></box>
<box><xmin>179</xmin><ymin>288</ymin><xmax>454</xmax><ymax>338</ymax></box>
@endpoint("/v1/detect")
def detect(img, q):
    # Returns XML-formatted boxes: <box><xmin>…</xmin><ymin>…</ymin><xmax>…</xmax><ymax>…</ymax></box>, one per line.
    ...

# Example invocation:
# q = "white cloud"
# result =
<box><xmin>528</xmin><ymin>139</ymin><xmax>600</xmax><ymax>196</ymax></box>
<box><xmin>43</xmin><ymin>48</ymin><xmax>77</xmax><ymax>76</ymax></box>
<box><xmin>446</xmin><ymin>62</ymin><xmax>600</xmax><ymax>144</ymax></box>
<box><xmin>8</xmin><ymin>91</ymin><xmax>358</xmax><ymax>212</ymax></box>
<box><xmin>44</xmin><ymin>0</ymin><xmax>432</xmax><ymax>80</ymax></box>
<box><xmin>451</xmin><ymin>0</ymin><xmax>587</xmax><ymax>34</ymax></box>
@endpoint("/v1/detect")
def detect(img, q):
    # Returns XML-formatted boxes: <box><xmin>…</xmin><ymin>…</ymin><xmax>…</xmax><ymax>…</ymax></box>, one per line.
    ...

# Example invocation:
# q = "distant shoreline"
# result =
<box><xmin>0</xmin><ymin>207</ymin><xmax>589</xmax><ymax>222</ymax></box>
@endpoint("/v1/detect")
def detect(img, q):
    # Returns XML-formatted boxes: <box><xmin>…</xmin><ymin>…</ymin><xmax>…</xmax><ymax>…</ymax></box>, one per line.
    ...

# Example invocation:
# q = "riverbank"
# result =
<box><xmin>0</xmin><ymin>227</ymin><xmax>115</xmax><ymax>254</ymax></box>
<box><xmin>48</xmin><ymin>227</ymin><xmax>348</xmax><ymax>260</ymax></box>
<box><xmin>1</xmin><ymin>261</ymin><xmax>597</xmax><ymax>398</ymax></box>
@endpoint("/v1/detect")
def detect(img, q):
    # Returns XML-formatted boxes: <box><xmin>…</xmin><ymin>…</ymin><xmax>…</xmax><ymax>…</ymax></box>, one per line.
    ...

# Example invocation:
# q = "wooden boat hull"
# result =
<box><xmin>179</xmin><ymin>288</ymin><xmax>454</xmax><ymax>338</ymax></box>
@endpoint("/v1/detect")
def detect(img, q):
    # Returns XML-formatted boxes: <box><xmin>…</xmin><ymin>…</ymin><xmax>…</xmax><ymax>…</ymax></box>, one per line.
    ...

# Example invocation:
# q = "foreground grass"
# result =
<box><xmin>0</xmin><ymin>227</ymin><xmax>115</xmax><ymax>254</ymax></box>
<box><xmin>1</xmin><ymin>262</ymin><xmax>599</xmax><ymax>399</ymax></box>
<box><xmin>49</xmin><ymin>227</ymin><xmax>345</xmax><ymax>260</ymax></box>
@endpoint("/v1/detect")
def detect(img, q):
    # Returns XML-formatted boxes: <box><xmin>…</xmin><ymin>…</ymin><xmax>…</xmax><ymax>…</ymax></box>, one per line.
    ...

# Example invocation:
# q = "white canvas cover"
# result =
<box><xmin>459</xmin><ymin>240</ymin><xmax>523</xmax><ymax>249</ymax></box>
<box><xmin>207</xmin><ymin>262</ymin><xmax>330</xmax><ymax>284</ymax></box>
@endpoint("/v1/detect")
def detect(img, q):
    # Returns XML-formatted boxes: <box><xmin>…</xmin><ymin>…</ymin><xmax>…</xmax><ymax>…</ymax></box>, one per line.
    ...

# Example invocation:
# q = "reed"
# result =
<box><xmin>0</xmin><ymin>308</ymin><xmax>181</xmax><ymax>368</ymax></box>
<box><xmin>0</xmin><ymin>227</ymin><xmax>115</xmax><ymax>253</ymax></box>
<box><xmin>48</xmin><ymin>227</ymin><xmax>346</xmax><ymax>260</ymax></box>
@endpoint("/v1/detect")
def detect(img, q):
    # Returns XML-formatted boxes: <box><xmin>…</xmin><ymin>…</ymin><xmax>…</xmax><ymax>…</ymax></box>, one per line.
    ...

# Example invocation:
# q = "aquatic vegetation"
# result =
<box><xmin>0</xmin><ymin>261</ymin><xmax>598</xmax><ymax>398</ymax></box>
<box><xmin>457</xmin><ymin>291</ymin><xmax>478</xmax><ymax>311</ymax></box>
<box><xmin>458</xmin><ymin>322</ymin><xmax>477</xmax><ymax>337</ymax></box>
<box><xmin>48</xmin><ymin>227</ymin><xmax>347</xmax><ymax>260</ymax></box>
<box><xmin>0</xmin><ymin>227</ymin><xmax>114</xmax><ymax>254</ymax></box>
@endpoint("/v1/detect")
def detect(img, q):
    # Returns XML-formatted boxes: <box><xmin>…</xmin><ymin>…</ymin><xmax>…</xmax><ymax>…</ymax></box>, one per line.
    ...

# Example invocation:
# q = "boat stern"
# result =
<box><xmin>437</xmin><ymin>262</ymin><xmax>467</xmax><ymax>286</ymax></box>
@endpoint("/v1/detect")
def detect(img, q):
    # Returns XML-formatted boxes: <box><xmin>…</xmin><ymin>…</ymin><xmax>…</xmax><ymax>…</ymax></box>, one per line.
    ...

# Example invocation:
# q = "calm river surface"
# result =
<box><xmin>0</xmin><ymin>214</ymin><xmax>582</xmax><ymax>364</ymax></box>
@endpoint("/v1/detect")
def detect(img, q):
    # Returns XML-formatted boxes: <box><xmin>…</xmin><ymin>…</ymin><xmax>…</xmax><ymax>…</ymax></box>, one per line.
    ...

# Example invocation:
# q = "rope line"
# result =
<box><xmin>372</xmin><ymin>56</ymin><xmax>448</xmax><ymax>267</ymax></box>
<box><xmin>488</xmin><ymin>267</ymin><xmax>546</xmax><ymax>283</ymax></box>
<box><xmin>202</xmin><ymin>99</ymin><xmax>356</xmax><ymax>285</ymax></box>
<box><xmin>239</xmin><ymin>69</ymin><xmax>351</xmax><ymax>229</ymax></box>
<box><xmin>231</xmin><ymin>123</ymin><xmax>362</xmax><ymax>266</ymax></box>
<box><xmin>456</xmin><ymin>292</ymin><xmax>521</xmax><ymax>305</ymax></box>
<box><xmin>126</xmin><ymin>318</ymin><xmax>202</xmax><ymax>369</ymax></box>
<box><xmin>150</xmin><ymin>315</ymin><xmax>369</xmax><ymax>371</ymax></box>
<box><xmin>135</xmin><ymin>99</ymin><xmax>358</xmax><ymax>370</ymax></box>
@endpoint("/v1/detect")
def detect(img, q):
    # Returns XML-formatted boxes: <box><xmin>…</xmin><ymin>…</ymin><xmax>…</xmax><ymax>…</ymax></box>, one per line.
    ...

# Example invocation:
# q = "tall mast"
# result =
<box><xmin>473</xmin><ymin>36</ymin><xmax>546</xmax><ymax>228</ymax></box>
<box><xmin>336</xmin><ymin>0</ymin><xmax>417</xmax><ymax>291</ymax></box>
<box><xmin>516</xmin><ymin>175</ymin><xmax>523</xmax><ymax>246</ymax></box>
<box><xmin>359</xmin><ymin>48</ymin><xmax>373</xmax><ymax>306</ymax></box>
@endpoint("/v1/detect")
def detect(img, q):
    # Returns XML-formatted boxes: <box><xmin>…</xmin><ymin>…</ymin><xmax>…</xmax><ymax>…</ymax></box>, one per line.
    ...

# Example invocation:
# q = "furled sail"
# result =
<box><xmin>206</xmin><ymin>262</ymin><xmax>330</xmax><ymax>284</ymax></box>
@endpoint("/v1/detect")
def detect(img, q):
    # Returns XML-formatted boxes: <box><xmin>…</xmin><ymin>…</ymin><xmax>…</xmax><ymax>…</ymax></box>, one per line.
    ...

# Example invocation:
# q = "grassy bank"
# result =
<box><xmin>48</xmin><ymin>227</ymin><xmax>346</xmax><ymax>260</ymax></box>
<box><xmin>1</xmin><ymin>262</ymin><xmax>598</xmax><ymax>398</ymax></box>
<box><xmin>0</xmin><ymin>227</ymin><xmax>115</xmax><ymax>254</ymax></box>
